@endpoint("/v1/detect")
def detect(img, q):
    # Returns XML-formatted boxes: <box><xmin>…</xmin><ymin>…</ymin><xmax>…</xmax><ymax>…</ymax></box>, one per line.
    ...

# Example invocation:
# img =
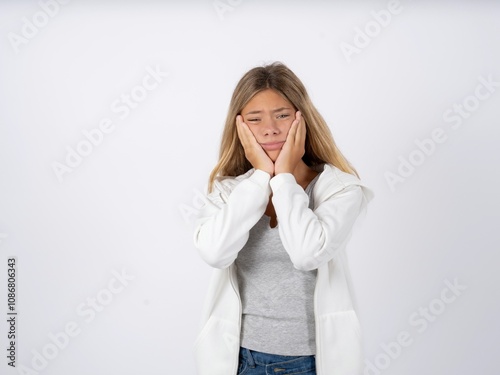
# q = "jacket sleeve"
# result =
<box><xmin>270</xmin><ymin>172</ymin><xmax>368</xmax><ymax>271</ymax></box>
<box><xmin>193</xmin><ymin>169</ymin><xmax>271</xmax><ymax>269</ymax></box>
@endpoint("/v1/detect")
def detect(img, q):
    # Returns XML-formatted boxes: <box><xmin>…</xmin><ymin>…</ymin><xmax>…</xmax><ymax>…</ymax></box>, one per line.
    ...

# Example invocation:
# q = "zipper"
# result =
<box><xmin>314</xmin><ymin>271</ymin><xmax>321</xmax><ymax>375</ymax></box>
<box><xmin>228</xmin><ymin>264</ymin><xmax>242</xmax><ymax>374</ymax></box>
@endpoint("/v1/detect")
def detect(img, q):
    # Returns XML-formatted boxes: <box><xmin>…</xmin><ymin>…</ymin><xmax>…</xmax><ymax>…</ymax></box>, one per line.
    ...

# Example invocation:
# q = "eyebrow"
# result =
<box><xmin>244</xmin><ymin>107</ymin><xmax>292</xmax><ymax>116</ymax></box>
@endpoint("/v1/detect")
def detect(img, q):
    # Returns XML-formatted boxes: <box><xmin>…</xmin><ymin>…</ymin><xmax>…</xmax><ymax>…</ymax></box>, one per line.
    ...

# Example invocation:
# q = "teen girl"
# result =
<box><xmin>192</xmin><ymin>62</ymin><xmax>374</xmax><ymax>375</ymax></box>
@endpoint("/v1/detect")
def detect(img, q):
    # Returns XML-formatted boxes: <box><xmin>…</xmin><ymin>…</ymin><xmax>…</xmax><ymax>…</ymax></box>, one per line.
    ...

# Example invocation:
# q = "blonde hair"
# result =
<box><xmin>208</xmin><ymin>61</ymin><xmax>359</xmax><ymax>192</ymax></box>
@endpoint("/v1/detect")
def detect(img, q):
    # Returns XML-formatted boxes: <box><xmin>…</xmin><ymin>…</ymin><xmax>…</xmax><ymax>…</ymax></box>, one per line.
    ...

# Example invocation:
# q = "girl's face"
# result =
<box><xmin>240</xmin><ymin>89</ymin><xmax>296</xmax><ymax>161</ymax></box>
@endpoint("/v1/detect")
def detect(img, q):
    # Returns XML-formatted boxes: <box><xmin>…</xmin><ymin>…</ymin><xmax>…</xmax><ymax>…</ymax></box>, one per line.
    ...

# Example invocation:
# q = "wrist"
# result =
<box><xmin>255</xmin><ymin>167</ymin><xmax>273</xmax><ymax>178</ymax></box>
<box><xmin>274</xmin><ymin>165</ymin><xmax>293</xmax><ymax>175</ymax></box>
<box><xmin>270</xmin><ymin>172</ymin><xmax>296</xmax><ymax>192</ymax></box>
<box><xmin>274</xmin><ymin>169</ymin><xmax>291</xmax><ymax>175</ymax></box>
<box><xmin>254</xmin><ymin>163</ymin><xmax>274</xmax><ymax>177</ymax></box>
<box><xmin>250</xmin><ymin>168</ymin><xmax>272</xmax><ymax>188</ymax></box>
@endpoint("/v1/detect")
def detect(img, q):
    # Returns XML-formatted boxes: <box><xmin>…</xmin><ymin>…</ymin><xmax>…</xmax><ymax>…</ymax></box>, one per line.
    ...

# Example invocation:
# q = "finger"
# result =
<box><xmin>287</xmin><ymin>112</ymin><xmax>301</xmax><ymax>144</ymax></box>
<box><xmin>236</xmin><ymin>115</ymin><xmax>258</xmax><ymax>149</ymax></box>
<box><xmin>235</xmin><ymin>115</ymin><xmax>245</xmax><ymax>143</ymax></box>
<box><xmin>291</xmin><ymin>111</ymin><xmax>303</xmax><ymax>145</ymax></box>
<box><xmin>295</xmin><ymin>111</ymin><xmax>306</xmax><ymax>146</ymax></box>
<box><xmin>236</xmin><ymin>116</ymin><xmax>250</xmax><ymax>145</ymax></box>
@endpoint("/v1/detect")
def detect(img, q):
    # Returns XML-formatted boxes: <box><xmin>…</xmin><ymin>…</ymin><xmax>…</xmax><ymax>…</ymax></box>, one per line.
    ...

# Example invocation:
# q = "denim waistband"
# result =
<box><xmin>239</xmin><ymin>346</ymin><xmax>315</xmax><ymax>368</ymax></box>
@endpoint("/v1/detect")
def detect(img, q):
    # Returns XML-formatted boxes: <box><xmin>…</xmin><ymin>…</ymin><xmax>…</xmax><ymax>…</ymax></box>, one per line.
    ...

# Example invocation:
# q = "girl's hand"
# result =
<box><xmin>274</xmin><ymin>111</ymin><xmax>306</xmax><ymax>175</ymax></box>
<box><xmin>236</xmin><ymin>115</ymin><xmax>274</xmax><ymax>176</ymax></box>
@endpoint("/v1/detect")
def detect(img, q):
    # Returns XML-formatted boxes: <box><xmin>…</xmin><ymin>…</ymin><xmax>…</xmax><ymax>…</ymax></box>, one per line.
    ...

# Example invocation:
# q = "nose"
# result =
<box><xmin>263</xmin><ymin>118</ymin><xmax>280</xmax><ymax>136</ymax></box>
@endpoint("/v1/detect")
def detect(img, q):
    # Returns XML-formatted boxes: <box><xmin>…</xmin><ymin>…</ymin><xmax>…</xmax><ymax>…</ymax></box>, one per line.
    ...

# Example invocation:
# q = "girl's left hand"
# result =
<box><xmin>274</xmin><ymin>111</ymin><xmax>306</xmax><ymax>175</ymax></box>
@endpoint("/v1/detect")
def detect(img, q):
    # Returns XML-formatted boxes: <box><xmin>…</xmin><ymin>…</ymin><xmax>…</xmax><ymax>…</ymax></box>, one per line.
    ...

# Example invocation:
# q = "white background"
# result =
<box><xmin>1</xmin><ymin>0</ymin><xmax>499</xmax><ymax>374</ymax></box>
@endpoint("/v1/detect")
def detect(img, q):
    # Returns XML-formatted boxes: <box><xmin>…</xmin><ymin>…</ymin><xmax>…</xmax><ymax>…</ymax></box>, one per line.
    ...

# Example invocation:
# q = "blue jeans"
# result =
<box><xmin>237</xmin><ymin>347</ymin><xmax>316</xmax><ymax>375</ymax></box>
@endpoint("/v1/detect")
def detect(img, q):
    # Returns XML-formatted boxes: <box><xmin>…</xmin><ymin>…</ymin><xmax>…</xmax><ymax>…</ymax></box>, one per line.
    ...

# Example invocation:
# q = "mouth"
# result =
<box><xmin>260</xmin><ymin>141</ymin><xmax>285</xmax><ymax>151</ymax></box>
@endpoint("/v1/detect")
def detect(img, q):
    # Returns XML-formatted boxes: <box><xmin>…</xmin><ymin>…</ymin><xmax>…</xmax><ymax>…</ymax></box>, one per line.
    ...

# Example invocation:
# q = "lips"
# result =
<box><xmin>260</xmin><ymin>141</ymin><xmax>285</xmax><ymax>151</ymax></box>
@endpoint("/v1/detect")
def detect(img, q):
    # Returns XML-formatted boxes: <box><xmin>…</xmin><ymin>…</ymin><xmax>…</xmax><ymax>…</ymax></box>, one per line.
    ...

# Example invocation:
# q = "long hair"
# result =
<box><xmin>208</xmin><ymin>61</ymin><xmax>359</xmax><ymax>192</ymax></box>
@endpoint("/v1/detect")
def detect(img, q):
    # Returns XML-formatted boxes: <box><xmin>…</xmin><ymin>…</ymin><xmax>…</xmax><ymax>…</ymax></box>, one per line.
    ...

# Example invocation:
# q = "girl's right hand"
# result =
<box><xmin>236</xmin><ymin>115</ymin><xmax>274</xmax><ymax>176</ymax></box>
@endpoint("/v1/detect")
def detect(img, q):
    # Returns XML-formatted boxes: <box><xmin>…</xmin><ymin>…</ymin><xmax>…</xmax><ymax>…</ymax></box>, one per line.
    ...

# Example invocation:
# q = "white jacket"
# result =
<box><xmin>192</xmin><ymin>163</ymin><xmax>375</xmax><ymax>375</ymax></box>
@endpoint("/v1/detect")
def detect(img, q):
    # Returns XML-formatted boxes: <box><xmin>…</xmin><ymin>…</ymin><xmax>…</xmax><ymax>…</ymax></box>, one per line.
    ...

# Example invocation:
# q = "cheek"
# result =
<box><xmin>246</xmin><ymin>125</ymin><xmax>260</xmax><ymax>138</ymax></box>
<box><xmin>282</xmin><ymin>121</ymin><xmax>293</xmax><ymax>133</ymax></box>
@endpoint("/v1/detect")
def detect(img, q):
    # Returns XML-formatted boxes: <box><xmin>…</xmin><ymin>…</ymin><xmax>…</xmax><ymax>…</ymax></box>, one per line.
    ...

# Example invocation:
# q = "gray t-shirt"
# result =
<box><xmin>234</xmin><ymin>172</ymin><xmax>321</xmax><ymax>356</ymax></box>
